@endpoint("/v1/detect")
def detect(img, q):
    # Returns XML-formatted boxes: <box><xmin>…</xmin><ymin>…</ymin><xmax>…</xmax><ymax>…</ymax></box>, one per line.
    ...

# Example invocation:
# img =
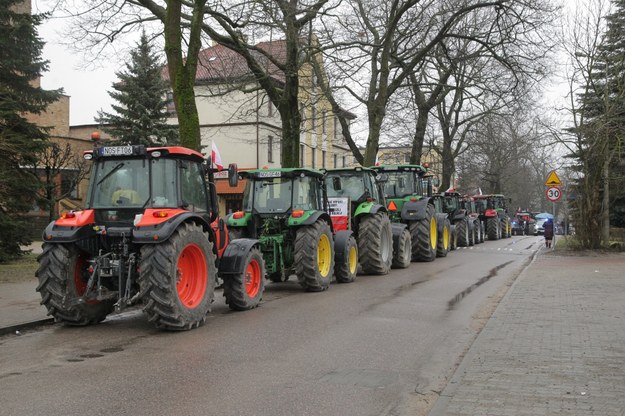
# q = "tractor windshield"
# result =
<box><xmin>88</xmin><ymin>157</ymin><xmax>178</xmax><ymax>209</ymax></box>
<box><xmin>327</xmin><ymin>172</ymin><xmax>378</xmax><ymax>203</ymax></box>
<box><xmin>243</xmin><ymin>175</ymin><xmax>320</xmax><ymax>214</ymax></box>
<box><xmin>383</xmin><ymin>171</ymin><xmax>417</xmax><ymax>198</ymax></box>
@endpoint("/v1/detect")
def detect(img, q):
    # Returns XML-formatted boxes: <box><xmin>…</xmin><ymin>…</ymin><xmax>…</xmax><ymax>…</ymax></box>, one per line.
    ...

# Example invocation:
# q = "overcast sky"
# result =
<box><xmin>34</xmin><ymin>0</ymin><xmax>117</xmax><ymax>126</ymax></box>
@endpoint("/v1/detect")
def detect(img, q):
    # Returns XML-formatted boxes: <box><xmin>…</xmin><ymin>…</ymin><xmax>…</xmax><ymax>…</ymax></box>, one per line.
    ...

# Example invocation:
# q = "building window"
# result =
<box><xmin>312</xmin><ymin>148</ymin><xmax>316</xmax><ymax>168</ymax></box>
<box><xmin>166</xmin><ymin>91</ymin><xmax>176</xmax><ymax>114</ymax></box>
<box><xmin>311</xmin><ymin>106</ymin><xmax>316</xmax><ymax>133</ymax></box>
<box><xmin>333</xmin><ymin>153</ymin><xmax>338</xmax><ymax>168</ymax></box>
<box><xmin>405</xmin><ymin>153</ymin><xmax>410</xmax><ymax>163</ymax></box>
<box><xmin>268</xmin><ymin>99</ymin><xmax>274</xmax><ymax>117</ymax></box>
<box><xmin>322</xmin><ymin>111</ymin><xmax>327</xmax><ymax>135</ymax></box>
<box><xmin>300</xmin><ymin>144</ymin><xmax>305</xmax><ymax>167</ymax></box>
<box><xmin>342</xmin><ymin>155</ymin><xmax>347</xmax><ymax>167</ymax></box>
<box><xmin>334</xmin><ymin>116</ymin><xmax>338</xmax><ymax>140</ymax></box>
<box><xmin>322</xmin><ymin>150</ymin><xmax>327</xmax><ymax>168</ymax></box>
<box><xmin>268</xmin><ymin>136</ymin><xmax>274</xmax><ymax>163</ymax></box>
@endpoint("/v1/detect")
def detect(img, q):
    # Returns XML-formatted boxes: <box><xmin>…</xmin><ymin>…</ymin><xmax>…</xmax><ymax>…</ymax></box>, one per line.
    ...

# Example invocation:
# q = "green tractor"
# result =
<box><xmin>437</xmin><ymin>190</ymin><xmax>483</xmax><ymax>248</ymax></box>
<box><xmin>371</xmin><ymin>165</ymin><xmax>449</xmax><ymax>261</ymax></box>
<box><xmin>325</xmin><ymin>167</ymin><xmax>412</xmax><ymax>274</ymax></box>
<box><xmin>473</xmin><ymin>194</ymin><xmax>512</xmax><ymax>240</ymax></box>
<box><xmin>226</xmin><ymin>168</ymin><xmax>358</xmax><ymax>300</ymax></box>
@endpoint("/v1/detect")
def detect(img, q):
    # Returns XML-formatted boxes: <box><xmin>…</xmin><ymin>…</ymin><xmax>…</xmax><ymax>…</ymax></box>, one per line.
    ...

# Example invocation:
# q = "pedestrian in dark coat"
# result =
<box><xmin>544</xmin><ymin>218</ymin><xmax>554</xmax><ymax>248</ymax></box>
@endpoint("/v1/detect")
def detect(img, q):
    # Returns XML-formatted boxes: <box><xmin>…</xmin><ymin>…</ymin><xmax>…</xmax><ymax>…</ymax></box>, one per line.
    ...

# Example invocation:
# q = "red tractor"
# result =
<box><xmin>36</xmin><ymin>135</ymin><xmax>260</xmax><ymax>330</ymax></box>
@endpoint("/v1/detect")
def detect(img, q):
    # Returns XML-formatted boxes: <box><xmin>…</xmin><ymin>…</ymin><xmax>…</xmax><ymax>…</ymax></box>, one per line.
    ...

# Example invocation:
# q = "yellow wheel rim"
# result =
<box><xmin>348</xmin><ymin>245</ymin><xmax>358</xmax><ymax>274</ymax></box>
<box><xmin>430</xmin><ymin>217</ymin><xmax>438</xmax><ymax>250</ymax></box>
<box><xmin>317</xmin><ymin>233</ymin><xmax>332</xmax><ymax>277</ymax></box>
<box><xmin>443</xmin><ymin>225</ymin><xmax>450</xmax><ymax>249</ymax></box>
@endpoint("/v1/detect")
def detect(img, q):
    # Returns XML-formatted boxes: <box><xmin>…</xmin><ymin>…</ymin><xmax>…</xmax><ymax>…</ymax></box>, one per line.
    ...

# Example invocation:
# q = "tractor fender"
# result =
<box><xmin>390</xmin><ymin>223</ymin><xmax>408</xmax><ymax>253</ymax></box>
<box><xmin>452</xmin><ymin>209</ymin><xmax>467</xmax><ymax>223</ymax></box>
<box><xmin>42</xmin><ymin>221</ymin><xmax>95</xmax><ymax>243</ymax></box>
<box><xmin>400</xmin><ymin>198</ymin><xmax>429</xmax><ymax>221</ymax></box>
<box><xmin>435</xmin><ymin>212</ymin><xmax>449</xmax><ymax>233</ymax></box>
<box><xmin>290</xmin><ymin>211</ymin><xmax>332</xmax><ymax>227</ymax></box>
<box><xmin>218</xmin><ymin>238</ymin><xmax>261</xmax><ymax>276</ymax></box>
<box><xmin>133</xmin><ymin>212</ymin><xmax>215</xmax><ymax>244</ymax></box>
<box><xmin>333</xmin><ymin>230</ymin><xmax>355</xmax><ymax>265</ymax></box>
<box><xmin>354</xmin><ymin>203</ymin><xmax>386</xmax><ymax>219</ymax></box>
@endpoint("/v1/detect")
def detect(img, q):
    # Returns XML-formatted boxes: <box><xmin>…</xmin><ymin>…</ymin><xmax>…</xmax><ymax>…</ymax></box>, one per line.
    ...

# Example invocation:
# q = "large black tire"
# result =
<box><xmin>358</xmin><ymin>212</ymin><xmax>393</xmax><ymax>275</ymax></box>
<box><xmin>501</xmin><ymin>217</ymin><xmax>511</xmax><ymax>238</ymax></box>
<box><xmin>473</xmin><ymin>219</ymin><xmax>482</xmax><ymax>244</ymax></box>
<box><xmin>295</xmin><ymin>220</ymin><xmax>334</xmax><ymax>291</ymax></box>
<box><xmin>449</xmin><ymin>224</ymin><xmax>457</xmax><ymax>251</ymax></box>
<box><xmin>223</xmin><ymin>247</ymin><xmax>265</xmax><ymax>310</ymax></box>
<box><xmin>392</xmin><ymin>228</ymin><xmax>412</xmax><ymax>269</ymax></box>
<box><xmin>479</xmin><ymin>221</ymin><xmax>486</xmax><ymax>243</ymax></box>
<box><xmin>487</xmin><ymin>217</ymin><xmax>500</xmax><ymax>240</ymax></box>
<box><xmin>457</xmin><ymin>218</ymin><xmax>470</xmax><ymax>247</ymax></box>
<box><xmin>335</xmin><ymin>235</ymin><xmax>358</xmax><ymax>283</ymax></box>
<box><xmin>139</xmin><ymin>222</ymin><xmax>216</xmax><ymax>330</ymax></box>
<box><xmin>436</xmin><ymin>218</ymin><xmax>451</xmax><ymax>257</ymax></box>
<box><xmin>410</xmin><ymin>204</ymin><xmax>437</xmax><ymax>262</ymax></box>
<box><xmin>36</xmin><ymin>243</ymin><xmax>115</xmax><ymax>326</ymax></box>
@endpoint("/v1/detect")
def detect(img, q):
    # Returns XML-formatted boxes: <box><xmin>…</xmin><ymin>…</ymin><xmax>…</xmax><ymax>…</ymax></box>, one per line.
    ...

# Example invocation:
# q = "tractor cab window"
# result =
<box><xmin>293</xmin><ymin>176</ymin><xmax>320</xmax><ymax>210</ymax></box>
<box><xmin>250</xmin><ymin>177</ymin><xmax>292</xmax><ymax>213</ymax></box>
<box><xmin>90</xmin><ymin>159</ymin><xmax>150</xmax><ymax>208</ymax></box>
<box><xmin>384</xmin><ymin>171</ymin><xmax>416</xmax><ymax>198</ymax></box>
<box><xmin>150</xmin><ymin>158</ymin><xmax>177</xmax><ymax>207</ymax></box>
<box><xmin>474</xmin><ymin>199</ymin><xmax>487</xmax><ymax>212</ymax></box>
<box><xmin>443</xmin><ymin>197</ymin><xmax>458</xmax><ymax>212</ymax></box>
<box><xmin>327</xmin><ymin>173</ymin><xmax>367</xmax><ymax>203</ymax></box>
<box><xmin>180</xmin><ymin>161</ymin><xmax>209</xmax><ymax>213</ymax></box>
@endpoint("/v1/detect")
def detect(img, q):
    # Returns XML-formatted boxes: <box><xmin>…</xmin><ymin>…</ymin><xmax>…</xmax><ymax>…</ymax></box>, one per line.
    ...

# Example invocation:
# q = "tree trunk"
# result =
<box><xmin>410</xmin><ymin>110</ymin><xmax>428</xmax><ymax>165</ymax></box>
<box><xmin>279</xmin><ymin>102</ymin><xmax>301</xmax><ymax>167</ymax></box>
<box><xmin>602</xmin><ymin>158</ymin><xmax>610</xmax><ymax>246</ymax></box>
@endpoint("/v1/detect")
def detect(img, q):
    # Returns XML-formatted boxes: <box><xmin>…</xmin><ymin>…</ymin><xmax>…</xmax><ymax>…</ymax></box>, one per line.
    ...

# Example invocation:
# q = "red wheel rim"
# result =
<box><xmin>74</xmin><ymin>253</ymin><xmax>87</xmax><ymax>295</ymax></box>
<box><xmin>176</xmin><ymin>244</ymin><xmax>208</xmax><ymax>309</ymax></box>
<box><xmin>244</xmin><ymin>258</ymin><xmax>262</xmax><ymax>298</ymax></box>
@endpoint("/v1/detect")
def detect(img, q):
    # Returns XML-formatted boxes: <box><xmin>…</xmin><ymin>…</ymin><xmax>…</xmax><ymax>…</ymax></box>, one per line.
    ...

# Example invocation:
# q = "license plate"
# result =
<box><xmin>101</xmin><ymin>146</ymin><xmax>133</xmax><ymax>156</ymax></box>
<box><xmin>257</xmin><ymin>171</ymin><xmax>282</xmax><ymax>178</ymax></box>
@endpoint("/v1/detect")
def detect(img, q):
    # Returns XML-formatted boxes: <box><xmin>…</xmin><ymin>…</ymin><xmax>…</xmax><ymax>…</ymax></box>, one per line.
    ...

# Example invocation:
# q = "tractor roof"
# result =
<box><xmin>240</xmin><ymin>167</ymin><xmax>325</xmax><ymax>179</ymax></box>
<box><xmin>473</xmin><ymin>194</ymin><xmax>506</xmax><ymax>199</ymax></box>
<box><xmin>85</xmin><ymin>145</ymin><xmax>205</xmax><ymax>163</ymax></box>
<box><xmin>325</xmin><ymin>166</ymin><xmax>377</xmax><ymax>175</ymax></box>
<box><xmin>370</xmin><ymin>164</ymin><xmax>427</xmax><ymax>174</ymax></box>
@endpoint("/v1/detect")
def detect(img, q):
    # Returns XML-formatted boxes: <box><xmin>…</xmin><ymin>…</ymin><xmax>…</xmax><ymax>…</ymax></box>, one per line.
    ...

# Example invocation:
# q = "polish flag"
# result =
<box><xmin>211</xmin><ymin>141</ymin><xmax>223</xmax><ymax>171</ymax></box>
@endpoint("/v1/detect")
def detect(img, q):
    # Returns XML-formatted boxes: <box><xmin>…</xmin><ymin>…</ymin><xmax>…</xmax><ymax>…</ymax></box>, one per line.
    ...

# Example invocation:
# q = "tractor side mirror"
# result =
<box><xmin>332</xmin><ymin>176</ymin><xmax>342</xmax><ymax>191</ymax></box>
<box><xmin>377</xmin><ymin>173</ymin><xmax>388</xmax><ymax>183</ymax></box>
<box><xmin>228</xmin><ymin>163</ymin><xmax>238</xmax><ymax>187</ymax></box>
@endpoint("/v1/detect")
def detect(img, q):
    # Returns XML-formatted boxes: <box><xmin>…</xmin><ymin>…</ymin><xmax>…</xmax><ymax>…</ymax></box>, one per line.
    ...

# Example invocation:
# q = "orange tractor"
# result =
<box><xmin>36</xmin><ymin>135</ymin><xmax>261</xmax><ymax>330</ymax></box>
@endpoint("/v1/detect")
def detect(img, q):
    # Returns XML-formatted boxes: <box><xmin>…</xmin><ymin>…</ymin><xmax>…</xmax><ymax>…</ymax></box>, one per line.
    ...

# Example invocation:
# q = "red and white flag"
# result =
<box><xmin>211</xmin><ymin>141</ymin><xmax>223</xmax><ymax>171</ymax></box>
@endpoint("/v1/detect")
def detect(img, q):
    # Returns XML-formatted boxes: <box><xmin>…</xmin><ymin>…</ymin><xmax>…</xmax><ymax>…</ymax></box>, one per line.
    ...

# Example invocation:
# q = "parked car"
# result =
<box><xmin>533</xmin><ymin>212</ymin><xmax>553</xmax><ymax>235</ymax></box>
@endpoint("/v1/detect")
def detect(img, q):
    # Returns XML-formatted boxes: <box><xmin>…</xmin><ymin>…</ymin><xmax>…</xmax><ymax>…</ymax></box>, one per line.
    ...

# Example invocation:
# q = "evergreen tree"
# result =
<box><xmin>0</xmin><ymin>0</ymin><xmax>61</xmax><ymax>262</ymax></box>
<box><xmin>571</xmin><ymin>0</ymin><xmax>625</xmax><ymax>247</ymax></box>
<box><xmin>97</xmin><ymin>32</ymin><xmax>178</xmax><ymax>146</ymax></box>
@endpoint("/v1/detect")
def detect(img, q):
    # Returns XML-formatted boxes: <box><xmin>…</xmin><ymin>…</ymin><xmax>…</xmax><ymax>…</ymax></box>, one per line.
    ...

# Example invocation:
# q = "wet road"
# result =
<box><xmin>0</xmin><ymin>236</ymin><xmax>542</xmax><ymax>416</ymax></box>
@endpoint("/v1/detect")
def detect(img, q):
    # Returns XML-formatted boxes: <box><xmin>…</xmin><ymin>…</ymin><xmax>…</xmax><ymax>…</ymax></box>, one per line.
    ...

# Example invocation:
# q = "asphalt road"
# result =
<box><xmin>0</xmin><ymin>235</ymin><xmax>542</xmax><ymax>416</ymax></box>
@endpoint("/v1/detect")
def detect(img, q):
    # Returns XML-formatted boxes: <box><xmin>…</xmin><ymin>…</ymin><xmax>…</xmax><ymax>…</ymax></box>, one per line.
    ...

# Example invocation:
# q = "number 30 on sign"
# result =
<box><xmin>546</xmin><ymin>187</ymin><xmax>562</xmax><ymax>202</ymax></box>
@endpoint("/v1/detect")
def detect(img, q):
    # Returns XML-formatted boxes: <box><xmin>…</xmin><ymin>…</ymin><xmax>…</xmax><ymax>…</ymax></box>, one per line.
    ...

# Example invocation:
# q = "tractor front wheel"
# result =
<box><xmin>335</xmin><ymin>234</ymin><xmax>358</xmax><ymax>283</ymax></box>
<box><xmin>223</xmin><ymin>247</ymin><xmax>265</xmax><ymax>310</ymax></box>
<box><xmin>436</xmin><ymin>218</ymin><xmax>451</xmax><ymax>257</ymax></box>
<box><xmin>457</xmin><ymin>218</ymin><xmax>470</xmax><ymax>247</ymax></box>
<box><xmin>410</xmin><ymin>204</ymin><xmax>437</xmax><ymax>262</ymax></box>
<box><xmin>487</xmin><ymin>217</ymin><xmax>500</xmax><ymax>240</ymax></box>
<box><xmin>295</xmin><ymin>220</ymin><xmax>334</xmax><ymax>291</ymax></box>
<box><xmin>37</xmin><ymin>243</ymin><xmax>114</xmax><ymax>326</ymax></box>
<box><xmin>358</xmin><ymin>212</ymin><xmax>393</xmax><ymax>275</ymax></box>
<box><xmin>139</xmin><ymin>222</ymin><xmax>215</xmax><ymax>330</ymax></box>
<box><xmin>392</xmin><ymin>228</ymin><xmax>412</xmax><ymax>269</ymax></box>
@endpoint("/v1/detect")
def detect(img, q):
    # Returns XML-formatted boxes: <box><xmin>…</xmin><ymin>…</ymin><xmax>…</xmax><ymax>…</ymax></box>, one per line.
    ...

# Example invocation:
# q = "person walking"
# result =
<box><xmin>543</xmin><ymin>218</ymin><xmax>554</xmax><ymax>248</ymax></box>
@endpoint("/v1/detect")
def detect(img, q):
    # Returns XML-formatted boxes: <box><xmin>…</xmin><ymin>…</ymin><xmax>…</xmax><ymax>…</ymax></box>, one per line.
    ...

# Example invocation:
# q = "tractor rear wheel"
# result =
<box><xmin>139</xmin><ymin>222</ymin><xmax>215</xmax><ymax>330</ymax></box>
<box><xmin>436</xmin><ymin>218</ymin><xmax>451</xmax><ymax>257</ymax></box>
<box><xmin>501</xmin><ymin>217</ymin><xmax>511</xmax><ymax>238</ymax></box>
<box><xmin>223</xmin><ymin>247</ymin><xmax>265</xmax><ymax>310</ymax></box>
<box><xmin>410</xmin><ymin>204</ymin><xmax>437</xmax><ymax>262</ymax></box>
<box><xmin>457</xmin><ymin>218</ymin><xmax>470</xmax><ymax>247</ymax></box>
<box><xmin>335</xmin><ymin>235</ymin><xmax>358</xmax><ymax>283</ymax></box>
<box><xmin>392</xmin><ymin>228</ymin><xmax>411</xmax><ymax>269</ymax></box>
<box><xmin>36</xmin><ymin>243</ymin><xmax>115</xmax><ymax>326</ymax></box>
<box><xmin>295</xmin><ymin>220</ymin><xmax>334</xmax><ymax>291</ymax></box>
<box><xmin>487</xmin><ymin>217</ymin><xmax>500</xmax><ymax>240</ymax></box>
<box><xmin>358</xmin><ymin>212</ymin><xmax>393</xmax><ymax>275</ymax></box>
<box><xmin>473</xmin><ymin>220</ymin><xmax>482</xmax><ymax>244</ymax></box>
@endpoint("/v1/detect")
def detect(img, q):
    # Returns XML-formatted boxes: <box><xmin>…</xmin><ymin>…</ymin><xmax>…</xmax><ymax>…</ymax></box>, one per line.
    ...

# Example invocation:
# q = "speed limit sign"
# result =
<box><xmin>546</xmin><ymin>186</ymin><xmax>562</xmax><ymax>202</ymax></box>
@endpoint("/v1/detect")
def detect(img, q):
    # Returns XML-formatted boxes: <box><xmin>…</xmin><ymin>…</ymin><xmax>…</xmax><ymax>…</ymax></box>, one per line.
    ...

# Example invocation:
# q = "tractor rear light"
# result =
<box><xmin>366</xmin><ymin>197</ymin><xmax>373</xmax><ymax>202</ymax></box>
<box><xmin>292</xmin><ymin>210</ymin><xmax>304</xmax><ymax>218</ymax></box>
<box><xmin>410</xmin><ymin>197</ymin><xmax>417</xmax><ymax>202</ymax></box>
<box><xmin>153</xmin><ymin>211</ymin><xmax>169</xmax><ymax>218</ymax></box>
<box><xmin>233</xmin><ymin>211</ymin><xmax>245</xmax><ymax>219</ymax></box>
<box><xmin>61</xmin><ymin>211</ymin><xmax>76</xmax><ymax>219</ymax></box>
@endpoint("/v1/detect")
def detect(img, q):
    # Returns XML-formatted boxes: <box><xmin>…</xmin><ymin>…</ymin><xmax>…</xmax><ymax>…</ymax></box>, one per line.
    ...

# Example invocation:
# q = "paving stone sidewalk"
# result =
<box><xmin>429</xmin><ymin>251</ymin><xmax>625</xmax><ymax>416</ymax></box>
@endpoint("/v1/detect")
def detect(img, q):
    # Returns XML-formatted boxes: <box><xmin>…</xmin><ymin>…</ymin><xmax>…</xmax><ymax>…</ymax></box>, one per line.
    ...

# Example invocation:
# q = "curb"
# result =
<box><xmin>0</xmin><ymin>318</ymin><xmax>55</xmax><ymax>337</ymax></box>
